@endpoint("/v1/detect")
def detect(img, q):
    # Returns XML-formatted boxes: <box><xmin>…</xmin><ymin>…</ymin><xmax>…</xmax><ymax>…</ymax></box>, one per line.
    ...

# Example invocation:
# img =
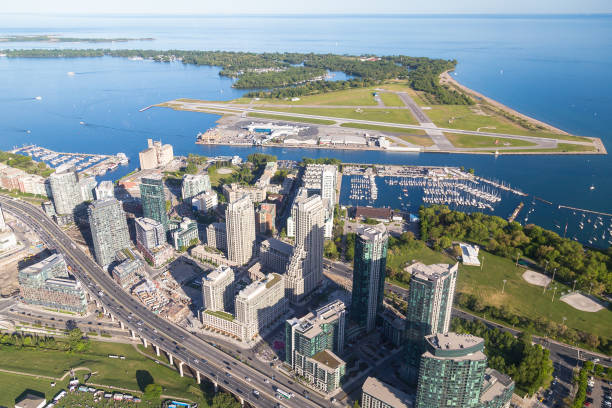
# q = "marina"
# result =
<box><xmin>339</xmin><ymin>163</ymin><xmax>612</xmax><ymax>249</ymax></box>
<box><xmin>10</xmin><ymin>145</ymin><xmax>129</xmax><ymax>177</ymax></box>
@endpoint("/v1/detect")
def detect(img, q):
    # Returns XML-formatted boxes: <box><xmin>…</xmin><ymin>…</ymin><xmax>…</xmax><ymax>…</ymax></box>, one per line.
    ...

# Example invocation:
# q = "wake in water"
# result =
<box><xmin>0</xmin><ymin>97</ymin><xmax>42</xmax><ymax>103</ymax></box>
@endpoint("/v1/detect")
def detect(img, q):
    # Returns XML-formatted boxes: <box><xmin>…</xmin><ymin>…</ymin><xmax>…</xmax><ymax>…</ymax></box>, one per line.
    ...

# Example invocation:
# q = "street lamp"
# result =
<box><xmin>572</xmin><ymin>280</ymin><xmax>577</xmax><ymax>292</ymax></box>
<box><xmin>589</xmin><ymin>282</ymin><xmax>593</xmax><ymax>295</ymax></box>
<box><xmin>501</xmin><ymin>279</ymin><xmax>507</xmax><ymax>294</ymax></box>
<box><xmin>515</xmin><ymin>252</ymin><xmax>521</xmax><ymax>267</ymax></box>
<box><xmin>551</xmin><ymin>268</ymin><xmax>557</xmax><ymax>283</ymax></box>
<box><xmin>562</xmin><ymin>316</ymin><xmax>567</xmax><ymax>326</ymax></box>
<box><xmin>544</xmin><ymin>260</ymin><xmax>549</xmax><ymax>274</ymax></box>
<box><xmin>551</xmin><ymin>285</ymin><xmax>558</xmax><ymax>302</ymax></box>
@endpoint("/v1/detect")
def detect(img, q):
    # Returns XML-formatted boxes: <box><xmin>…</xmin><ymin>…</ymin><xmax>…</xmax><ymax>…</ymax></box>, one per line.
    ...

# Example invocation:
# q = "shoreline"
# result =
<box><xmin>440</xmin><ymin>70</ymin><xmax>570</xmax><ymax>135</ymax></box>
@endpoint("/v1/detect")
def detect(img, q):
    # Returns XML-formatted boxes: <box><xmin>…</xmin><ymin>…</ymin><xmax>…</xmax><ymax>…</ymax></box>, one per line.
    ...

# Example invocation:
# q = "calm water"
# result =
<box><xmin>0</xmin><ymin>14</ymin><xmax>611</xmax><ymax>246</ymax></box>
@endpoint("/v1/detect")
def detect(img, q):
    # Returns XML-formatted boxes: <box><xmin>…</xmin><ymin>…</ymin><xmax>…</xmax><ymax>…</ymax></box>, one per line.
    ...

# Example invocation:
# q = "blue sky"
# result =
<box><xmin>3</xmin><ymin>0</ymin><xmax>611</xmax><ymax>14</ymax></box>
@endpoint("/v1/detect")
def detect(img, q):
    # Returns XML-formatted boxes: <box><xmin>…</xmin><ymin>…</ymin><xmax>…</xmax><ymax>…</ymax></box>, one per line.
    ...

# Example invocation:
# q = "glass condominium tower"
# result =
<box><xmin>350</xmin><ymin>223</ymin><xmax>388</xmax><ymax>332</ymax></box>
<box><xmin>404</xmin><ymin>262</ymin><xmax>459</xmax><ymax>368</ymax></box>
<box><xmin>416</xmin><ymin>332</ymin><xmax>488</xmax><ymax>408</ymax></box>
<box><xmin>140</xmin><ymin>175</ymin><xmax>168</xmax><ymax>231</ymax></box>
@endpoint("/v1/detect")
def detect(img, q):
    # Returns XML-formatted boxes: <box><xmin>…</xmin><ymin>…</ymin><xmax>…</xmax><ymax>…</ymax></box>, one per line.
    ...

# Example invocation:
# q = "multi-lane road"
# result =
<box><xmin>0</xmin><ymin>195</ymin><xmax>329</xmax><ymax>408</ymax></box>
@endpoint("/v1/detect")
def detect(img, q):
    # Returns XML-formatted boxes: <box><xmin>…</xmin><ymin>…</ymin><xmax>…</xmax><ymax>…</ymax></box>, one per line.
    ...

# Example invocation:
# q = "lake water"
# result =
<box><xmin>0</xmin><ymin>14</ymin><xmax>611</xmax><ymax>246</ymax></box>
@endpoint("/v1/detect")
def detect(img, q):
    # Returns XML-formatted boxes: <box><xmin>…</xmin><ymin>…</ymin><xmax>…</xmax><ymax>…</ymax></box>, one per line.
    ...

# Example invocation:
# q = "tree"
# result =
<box><xmin>324</xmin><ymin>241</ymin><xmax>339</xmax><ymax>260</ymax></box>
<box><xmin>185</xmin><ymin>162</ymin><xmax>198</xmax><ymax>174</ymax></box>
<box><xmin>67</xmin><ymin>328</ymin><xmax>90</xmax><ymax>352</ymax></box>
<box><xmin>143</xmin><ymin>383</ymin><xmax>162</xmax><ymax>401</ymax></box>
<box><xmin>353</xmin><ymin>401</ymin><xmax>361</xmax><ymax>408</ymax></box>
<box><xmin>212</xmin><ymin>392</ymin><xmax>241</xmax><ymax>408</ymax></box>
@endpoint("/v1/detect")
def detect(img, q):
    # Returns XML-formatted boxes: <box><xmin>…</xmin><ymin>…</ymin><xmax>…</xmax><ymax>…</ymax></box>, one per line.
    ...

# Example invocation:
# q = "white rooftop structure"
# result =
<box><xmin>459</xmin><ymin>243</ymin><xmax>480</xmax><ymax>266</ymax></box>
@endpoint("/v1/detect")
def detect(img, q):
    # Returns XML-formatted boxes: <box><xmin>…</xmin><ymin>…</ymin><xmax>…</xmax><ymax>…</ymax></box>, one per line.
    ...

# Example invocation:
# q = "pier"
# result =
<box><xmin>558</xmin><ymin>205</ymin><xmax>612</xmax><ymax>218</ymax></box>
<box><xmin>508</xmin><ymin>202</ymin><xmax>524</xmax><ymax>222</ymax></box>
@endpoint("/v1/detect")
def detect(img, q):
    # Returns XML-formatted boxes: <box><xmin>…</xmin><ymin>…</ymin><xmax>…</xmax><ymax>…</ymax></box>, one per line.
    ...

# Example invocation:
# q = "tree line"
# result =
<box><xmin>419</xmin><ymin>205</ymin><xmax>611</xmax><ymax>295</ymax></box>
<box><xmin>3</xmin><ymin>49</ymin><xmax>470</xmax><ymax>104</ymax></box>
<box><xmin>234</xmin><ymin>66</ymin><xmax>326</xmax><ymax>89</ymax></box>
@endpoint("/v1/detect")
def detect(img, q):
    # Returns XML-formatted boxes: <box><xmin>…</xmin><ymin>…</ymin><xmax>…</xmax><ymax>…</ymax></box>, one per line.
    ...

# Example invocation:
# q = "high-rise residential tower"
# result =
<box><xmin>285</xmin><ymin>300</ymin><xmax>347</xmax><ymax>393</ymax></box>
<box><xmin>415</xmin><ymin>332</ymin><xmax>514</xmax><ymax>408</ymax></box>
<box><xmin>134</xmin><ymin>217</ymin><xmax>166</xmax><ymax>250</ymax></box>
<box><xmin>234</xmin><ymin>273</ymin><xmax>287</xmax><ymax>341</ymax></box>
<box><xmin>140</xmin><ymin>175</ymin><xmax>168</xmax><ymax>231</ymax></box>
<box><xmin>202</xmin><ymin>265</ymin><xmax>235</xmax><ymax>312</ymax></box>
<box><xmin>48</xmin><ymin>168</ymin><xmax>81</xmax><ymax>215</ymax></box>
<box><xmin>225</xmin><ymin>194</ymin><xmax>255</xmax><ymax>265</ymax></box>
<box><xmin>182</xmin><ymin>173</ymin><xmax>211</xmax><ymax>202</ymax></box>
<box><xmin>289</xmin><ymin>193</ymin><xmax>324</xmax><ymax>302</ymax></box>
<box><xmin>88</xmin><ymin>198</ymin><xmax>130</xmax><ymax>267</ymax></box>
<box><xmin>405</xmin><ymin>262</ymin><xmax>459</xmax><ymax>367</ymax></box>
<box><xmin>350</xmin><ymin>223</ymin><xmax>389</xmax><ymax>332</ymax></box>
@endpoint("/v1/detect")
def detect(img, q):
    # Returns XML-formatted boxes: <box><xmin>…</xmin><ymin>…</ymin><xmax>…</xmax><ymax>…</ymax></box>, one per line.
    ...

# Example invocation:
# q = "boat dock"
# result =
<box><xmin>508</xmin><ymin>202</ymin><xmax>524</xmax><ymax>222</ymax></box>
<box><xmin>10</xmin><ymin>144</ymin><xmax>128</xmax><ymax>176</ymax></box>
<box><xmin>558</xmin><ymin>205</ymin><xmax>612</xmax><ymax>218</ymax></box>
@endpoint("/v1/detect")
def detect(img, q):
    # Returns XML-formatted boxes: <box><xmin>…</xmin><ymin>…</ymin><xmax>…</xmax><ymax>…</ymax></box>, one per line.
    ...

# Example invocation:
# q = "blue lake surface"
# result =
<box><xmin>0</xmin><ymin>14</ymin><xmax>611</xmax><ymax>246</ymax></box>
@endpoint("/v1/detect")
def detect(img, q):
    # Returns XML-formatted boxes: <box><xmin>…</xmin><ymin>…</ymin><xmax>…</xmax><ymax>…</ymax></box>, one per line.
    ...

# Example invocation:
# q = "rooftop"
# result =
<box><xmin>480</xmin><ymin>368</ymin><xmax>515</xmax><ymax>403</ymax></box>
<box><xmin>135</xmin><ymin>217</ymin><xmax>163</xmax><ymax>230</ymax></box>
<box><xmin>424</xmin><ymin>332</ymin><xmax>486</xmax><ymax>360</ymax></box>
<box><xmin>238</xmin><ymin>273</ymin><xmax>282</xmax><ymax>300</ymax></box>
<box><xmin>205</xmin><ymin>309</ymin><xmax>235</xmax><ymax>322</ymax></box>
<box><xmin>15</xmin><ymin>393</ymin><xmax>46</xmax><ymax>408</ymax></box>
<box><xmin>406</xmin><ymin>262</ymin><xmax>458</xmax><ymax>282</ymax></box>
<box><xmin>357</xmin><ymin>223</ymin><xmax>388</xmax><ymax>241</ymax></box>
<box><xmin>289</xmin><ymin>300</ymin><xmax>345</xmax><ymax>339</ymax></box>
<box><xmin>310</xmin><ymin>349</ymin><xmax>344</xmax><ymax>370</ymax></box>
<box><xmin>204</xmin><ymin>265</ymin><xmax>234</xmax><ymax>283</ymax></box>
<box><xmin>362</xmin><ymin>377</ymin><xmax>413</xmax><ymax>408</ymax></box>
<box><xmin>355</xmin><ymin>206</ymin><xmax>392</xmax><ymax>220</ymax></box>
<box><xmin>261</xmin><ymin>238</ymin><xmax>293</xmax><ymax>256</ymax></box>
<box><xmin>20</xmin><ymin>253</ymin><xmax>66</xmax><ymax>276</ymax></box>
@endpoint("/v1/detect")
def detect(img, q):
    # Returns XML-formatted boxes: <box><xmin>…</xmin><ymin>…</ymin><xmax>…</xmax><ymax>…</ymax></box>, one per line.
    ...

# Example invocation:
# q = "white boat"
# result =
<box><xmin>35</xmin><ymin>96</ymin><xmax>42</xmax><ymax>100</ymax></box>
<box><xmin>67</xmin><ymin>71</ymin><xmax>75</xmax><ymax>76</ymax></box>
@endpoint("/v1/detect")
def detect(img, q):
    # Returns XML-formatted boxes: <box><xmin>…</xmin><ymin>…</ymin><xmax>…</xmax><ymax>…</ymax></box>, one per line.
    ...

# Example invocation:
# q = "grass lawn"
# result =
<box><xmin>0</xmin><ymin>341</ymin><xmax>208</xmax><ymax>403</ymax></box>
<box><xmin>208</xmin><ymin>166</ymin><xmax>237</xmax><ymax>187</ymax></box>
<box><xmin>247</xmin><ymin>112</ymin><xmax>335</xmax><ymax>125</ymax></box>
<box><xmin>247</xmin><ymin>87</ymin><xmax>379</xmax><ymax>106</ymax></box>
<box><xmin>378</xmin><ymin>92</ymin><xmax>405</xmax><ymax>107</ymax></box>
<box><xmin>386</xmin><ymin>242</ymin><xmax>454</xmax><ymax>278</ymax></box>
<box><xmin>0</xmin><ymin>371</ymin><xmax>63</xmax><ymax>407</ymax></box>
<box><xmin>445</xmin><ymin>133</ymin><xmax>537</xmax><ymax>148</ymax></box>
<box><xmin>426</xmin><ymin>104</ymin><xmax>588</xmax><ymax>141</ymax></box>
<box><xmin>456</xmin><ymin>250</ymin><xmax>612</xmax><ymax>339</ymax></box>
<box><xmin>475</xmin><ymin>143</ymin><xmax>597</xmax><ymax>154</ymax></box>
<box><xmin>265</xmin><ymin>107</ymin><xmax>418</xmax><ymax>125</ymax></box>
<box><xmin>395</xmin><ymin>134</ymin><xmax>435</xmax><ymax>147</ymax></box>
<box><xmin>339</xmin><ymin>122</ymin><xmax>426</xmax><ymax>135</ymax></box>
<box><xmin>378</xmin><ymin>83</ymin><xmax>430</xmax><ymax>106</ymax></box>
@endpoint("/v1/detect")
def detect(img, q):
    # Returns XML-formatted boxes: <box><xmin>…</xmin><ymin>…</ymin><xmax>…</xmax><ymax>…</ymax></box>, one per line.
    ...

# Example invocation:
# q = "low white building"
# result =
<box><xmin>460</xmin><ymin>243</ymin><xmax>480</xmax><ymax>266</ymax></box>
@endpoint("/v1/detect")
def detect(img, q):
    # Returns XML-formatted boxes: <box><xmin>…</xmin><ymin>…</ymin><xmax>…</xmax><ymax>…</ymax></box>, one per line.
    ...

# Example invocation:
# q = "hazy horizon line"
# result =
<box><xmin>2</xmin><ymin>12</ymin><xmax>612</xmax><ymax>17</ymax></box>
